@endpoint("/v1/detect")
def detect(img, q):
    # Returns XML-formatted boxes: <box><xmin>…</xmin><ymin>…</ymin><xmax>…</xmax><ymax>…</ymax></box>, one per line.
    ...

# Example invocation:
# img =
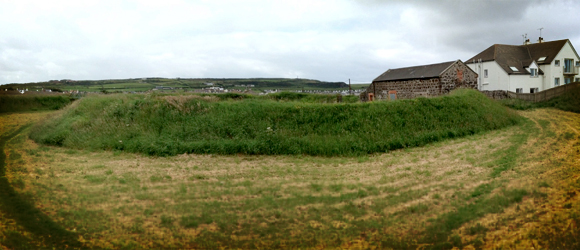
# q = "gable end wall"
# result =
<box><xmin>440</xmin><ymin>61</ymin><xmax>478</xmax><ymax>91</ymax></box>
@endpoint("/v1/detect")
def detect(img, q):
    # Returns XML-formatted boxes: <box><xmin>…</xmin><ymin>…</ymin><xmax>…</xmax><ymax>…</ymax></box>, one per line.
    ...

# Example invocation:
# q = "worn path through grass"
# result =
<box><xmin>0</xmin><ymin>112</ymin><xmax>82</xmax><ymax>249</ymax></box>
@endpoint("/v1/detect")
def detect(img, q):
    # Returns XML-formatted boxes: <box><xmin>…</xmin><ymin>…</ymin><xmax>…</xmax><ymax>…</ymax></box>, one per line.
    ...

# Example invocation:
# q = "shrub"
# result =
<box><xmin>0</xmin><ymin>95</ymin><xmax>72</xmax><ymax>113</ymax></box>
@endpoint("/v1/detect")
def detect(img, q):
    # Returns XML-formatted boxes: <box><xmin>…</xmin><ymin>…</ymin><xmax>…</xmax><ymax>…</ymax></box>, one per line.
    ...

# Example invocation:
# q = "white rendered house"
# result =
<box><xmin>466</xmin><ymin>38</ymin><xmax>580</xmax><ymax>93</ymax></box>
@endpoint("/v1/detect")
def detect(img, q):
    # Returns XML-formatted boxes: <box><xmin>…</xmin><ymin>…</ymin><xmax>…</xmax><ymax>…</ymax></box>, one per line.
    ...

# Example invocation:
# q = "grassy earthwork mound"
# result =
<box><xmin>30</xmin><ymin>89</ymin><xmax>522</xmax><ymax>156</ymax></box>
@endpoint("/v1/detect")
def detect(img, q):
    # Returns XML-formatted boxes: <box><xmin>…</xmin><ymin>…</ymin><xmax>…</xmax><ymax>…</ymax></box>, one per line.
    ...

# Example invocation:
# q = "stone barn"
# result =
<box><xmin>360</xmin><ymin>60</ymin><xmax>478</xmax><ymax>101</ymax></box>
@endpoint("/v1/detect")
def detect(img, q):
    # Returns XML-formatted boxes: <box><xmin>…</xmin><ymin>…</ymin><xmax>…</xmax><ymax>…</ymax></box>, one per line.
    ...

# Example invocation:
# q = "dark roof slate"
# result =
<box><xmin>466</xmin><ymin>39</ymin><xmax>570</xmax><ymax>75</ymax></box>
<box><xmin>373</xmin><ymin>61</ymin><xmax>456</xmax><ymax>82</ymax></box>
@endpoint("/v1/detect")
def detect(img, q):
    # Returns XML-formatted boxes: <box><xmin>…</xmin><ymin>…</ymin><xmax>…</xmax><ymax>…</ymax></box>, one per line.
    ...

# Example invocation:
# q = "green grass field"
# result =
<box><xmin>3</xmin><ymin>78</ymin><xmax>351</xmax><ymax>93</ymax></box>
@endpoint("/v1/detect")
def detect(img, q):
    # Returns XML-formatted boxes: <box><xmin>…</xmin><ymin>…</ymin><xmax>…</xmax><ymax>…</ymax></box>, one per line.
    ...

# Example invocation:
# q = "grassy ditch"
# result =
<box><xmin>0</xmin><ymin>95</ymin><xmax>73</xmax><ymax>113</ymax></box>
<box><xmin>30</xmin><ymin>89</ymin><xmax>521</xmax><ymax>156</ymax></box>
<box><xmin>4</xmin><ymin>108</ymin><xmax>574</xmax><ymax>249</ymax></box>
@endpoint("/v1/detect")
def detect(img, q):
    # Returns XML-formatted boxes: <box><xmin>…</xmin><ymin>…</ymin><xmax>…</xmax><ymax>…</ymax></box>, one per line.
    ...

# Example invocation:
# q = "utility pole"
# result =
<box><xmin>538</xmin><ymin>27</ymin><xmax>544</xmax><ymax>38</ymax></box>
<box><xmin>349</xmin><ymin>79</ymin><xmax>351</xmax><ymax>95</ymax></box>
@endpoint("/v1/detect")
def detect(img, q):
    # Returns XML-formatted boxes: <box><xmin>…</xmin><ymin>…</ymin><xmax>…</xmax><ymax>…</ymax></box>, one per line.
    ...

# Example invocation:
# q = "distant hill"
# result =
<box><xmin>2</xmin><ymin>78</ymin><xmax>351</xmax><ymax>93</ymax></box>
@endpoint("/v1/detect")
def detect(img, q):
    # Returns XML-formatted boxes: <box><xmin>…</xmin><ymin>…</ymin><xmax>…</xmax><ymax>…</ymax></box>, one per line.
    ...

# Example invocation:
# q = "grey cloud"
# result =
<box><xmin>2</xmin><ymin>0</ymin><xmax>580</xmax><ymax>84</ymax></box>
<box><xmin>363</xmin><ymin>0</ymin><xmax>578</xmax><ymax>63</ymax></box>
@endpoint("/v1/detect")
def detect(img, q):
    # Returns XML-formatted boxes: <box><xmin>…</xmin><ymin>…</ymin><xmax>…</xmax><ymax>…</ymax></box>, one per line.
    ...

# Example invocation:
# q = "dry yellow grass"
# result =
<box><xmin>454</xmin><ymin>109</ymin><xmax>580</xmax><ymax>249</ymax></box>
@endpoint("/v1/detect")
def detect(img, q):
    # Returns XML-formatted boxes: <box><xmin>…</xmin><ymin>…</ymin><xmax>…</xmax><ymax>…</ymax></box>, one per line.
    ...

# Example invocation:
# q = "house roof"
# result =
<box><xmin>465</xmin><ymin>39</ymin><xmax>571</xmax><ymax>75</ymax></box>
<box><xmin>373</xmin><ymin>61</ymin><xmax>457</xmax><ymax>82</ymax></box>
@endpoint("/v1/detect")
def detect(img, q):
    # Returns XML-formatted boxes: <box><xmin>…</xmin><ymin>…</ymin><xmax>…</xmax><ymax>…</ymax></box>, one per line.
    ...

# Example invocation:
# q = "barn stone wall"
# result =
<box><xmin>372</xmin><ymin>78</ymin><xmax>443</xmax><ymax>100</ymax></box>
<box><xmin>480</xmin><ymin>90</ymin><xmax>510</xmax><ymax>100</ymax></box>
<box><xmin>361</xmin><ymin>61</ymin><xmax>478</xmax><ymax>101</ymax></box>
<box><xmin>359</xmin><ymin>91</ymin><xmax>369</xmax><ymax>102</ymax></box>
<box><xmin>439</xmin><ymin>61</ymin><xmax>478</xmax><ymax>92</ymax></box>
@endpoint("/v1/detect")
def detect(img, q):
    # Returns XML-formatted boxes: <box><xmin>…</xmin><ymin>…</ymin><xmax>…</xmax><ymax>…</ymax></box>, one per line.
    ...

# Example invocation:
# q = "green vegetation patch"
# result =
<box><xmin>0</xmin><ymin>95</ymin><xmax>73</xmax><ymax>113</ymax></box>
<box><xmin>500</xmin><ymin>86</ymin><xmax>580</xmax><ymax>113</ymax></box>
<box><xmin>30</xmin><ymin>89</ymin><xmax>521</xmax><ymax>156</ymax></box>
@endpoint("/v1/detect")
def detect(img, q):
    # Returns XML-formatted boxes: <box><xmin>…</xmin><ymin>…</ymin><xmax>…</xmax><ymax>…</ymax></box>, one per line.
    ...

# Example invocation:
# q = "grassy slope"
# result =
<box><xmin>30</xmin><ymin>89</ymin><xmax>522</xmax><ymax>156</ymax></box>
<box><xmin>500</xmin><ymin>85</ymin><xmax>580</xmax><ymax>113</ymax></box>
<box><xmin>536</xmin><ymin>85</ymin><xmax>580</xmax><ymax>113</ymax></box>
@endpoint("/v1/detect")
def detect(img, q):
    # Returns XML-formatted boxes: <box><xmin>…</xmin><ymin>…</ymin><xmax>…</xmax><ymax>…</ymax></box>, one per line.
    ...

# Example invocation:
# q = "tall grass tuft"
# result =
<box><xmin>0</xmin><ymin>95</ymin><xmax>73</xmax><ymax>113</ymax></box>
<box><xmin>30</xmin><ymin>90</ymin><xmax>522</xmax><ymax>156</ymax></box>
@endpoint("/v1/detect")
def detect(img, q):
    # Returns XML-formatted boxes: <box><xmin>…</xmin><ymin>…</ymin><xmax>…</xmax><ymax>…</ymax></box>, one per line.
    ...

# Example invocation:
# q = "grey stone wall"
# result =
<box><xmin>372</xmin><ymin>78</ymin><xmax>442</xmax><ymax>100</ymax></box>
<box><xmin>439</xmin><ymin>61</ymin><xmax>478</xmax><ymax>92</ymax></box>
<box><xmin>480</xmin><ymin>90</ymin><xmax>509</xmax><ymax>100</ymax></box>
<box><xmin>359</xmin><ymin>91</ymin><xmax>369</xmax><ymax>102</ymax></box>
<box><xmin>361</xmin><ymin>61</ymin><xmax>478</xmax><ymax>102</ymax></box>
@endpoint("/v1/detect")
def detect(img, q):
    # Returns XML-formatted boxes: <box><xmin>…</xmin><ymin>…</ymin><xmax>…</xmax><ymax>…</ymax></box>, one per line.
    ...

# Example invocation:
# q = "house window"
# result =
<box><xmin>555</xmin><ymin>77</ymin><xmax>560</xmax><ymax>86</ymax></box>
<box><xmin>530</xmin><ymin>88</ymin><xmax>538</xmax><ymax>93</ymax></box>
<box><xmin>564</xmin><ymin>59</ymin><xmax>574</xmax><ymax>73</ymax></box>
<box><xmin>577</xmin><ymin>61</ymin><xmax>580</xmax><ymax>67</ymax></box>
<box><xmin>555</xmin><ymin>60</ymin><xmax>560</xmax><ymax>66</ymax></box>
<box><xmin>538</xmin><ymin>57</ymin><xmax>547</xmax><ymax>62</ymax></box>
<box><xmin>575</xmin><ymin>78</ymin><xmax>580</xmax><ymax>82</ymax></box>
<box><xmin>530</xmin><ymin>68</ymin><xmax>538</xmax><ymax>77</ymax></box>
<box><xmin>516</xmin><ymin>88</ymin><xmax>523</xmax><ymax>93</ymax></box>
<box><xmin>484</xmin><ymin>69</ymin><xmax>488</xmax><ymax>78</ymax></box>
<box><xmin>509</xmin><ymin>66</ymin><xmax>518</xmax><ymax>72</ymax></box>
<box><xmin>565</xmin><ymin>78</ymin><xmax>571</xmax><ymax>84</ymax></box>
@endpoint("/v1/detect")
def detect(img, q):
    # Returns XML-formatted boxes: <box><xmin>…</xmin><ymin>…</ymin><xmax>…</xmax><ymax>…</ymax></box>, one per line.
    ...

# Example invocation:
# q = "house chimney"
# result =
<box><xmin>537</xmin><ymin>37</ymin><xmax>544</xmax><ymax>43</ymax></box>
<box><xmin>524</xmin><ymin>39</ymin><xmax>531</xmax><ymax>45</ymax></box>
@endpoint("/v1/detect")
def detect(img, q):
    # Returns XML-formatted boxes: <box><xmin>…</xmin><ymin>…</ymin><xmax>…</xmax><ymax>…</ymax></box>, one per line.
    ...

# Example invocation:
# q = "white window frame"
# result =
<box><xmin>530</xmin><ymin>88</ymin><xmax>538</xmax><ymax>93</ymax></box>
<box><xmin>530</xmin><ymin>68</ymin><xmax>538</xmax><ymax>77</ymax></box>
<box><xmin>575</xmin><ymin>77</ymin><xmax>580</xmax><ymax>82</ymax></box>
<box><xmin>555</xmin><ymin>77</ymin><xmax>560</xmax><ymax>86</ymax></box>
<box><xmin>516</xmin><ymin>88</ymin><xmax>523</xmax><ymax>93</ymax></box>
<box><xmin>484</xmin><ymin>69</ymin><xmax>488</xmax><ymax>78</ymax></box>
<box><xmin>555</xmin><ymin>60</ymin><xmax>560</xmax><ymax>66</ymax></box>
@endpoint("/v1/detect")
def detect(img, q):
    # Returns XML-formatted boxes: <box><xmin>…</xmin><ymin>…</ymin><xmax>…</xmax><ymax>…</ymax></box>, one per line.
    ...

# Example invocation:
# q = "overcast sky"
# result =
<box><xmin>2</xmin><ymin>0</ymin><xmax>579</xmax><ymax>85</ymax></box>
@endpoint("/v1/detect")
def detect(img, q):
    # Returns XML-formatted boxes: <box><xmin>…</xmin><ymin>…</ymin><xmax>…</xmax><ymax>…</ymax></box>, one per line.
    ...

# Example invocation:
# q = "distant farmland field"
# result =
<box><xmin>2</xmin><ymin>78</ymin><xmax>355</xmax><ymax>93</ymax></box>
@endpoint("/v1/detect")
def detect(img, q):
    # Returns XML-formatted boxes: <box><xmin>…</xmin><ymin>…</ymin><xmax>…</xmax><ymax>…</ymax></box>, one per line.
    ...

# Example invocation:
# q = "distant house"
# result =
<box><xmin>465</xmin><ymin>38</ymin><xmax>580</xmax><ymax>93</ymax></box>
<box><xmin>361</xmin><ymin>60</ymin><xmax>477</xmax><ymax>101</ymax></box>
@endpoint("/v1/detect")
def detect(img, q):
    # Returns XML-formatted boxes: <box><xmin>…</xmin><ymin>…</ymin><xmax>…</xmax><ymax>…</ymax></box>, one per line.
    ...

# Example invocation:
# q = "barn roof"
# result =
<box><xmin>466</xmin><ymin>39</ymin><xmax>570</xmax><ymax>75</ymax></box>
<box><xmin>373</xmin><ymin>61</ymin><xmax>456</xmax><ymax>82</ymax></box>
